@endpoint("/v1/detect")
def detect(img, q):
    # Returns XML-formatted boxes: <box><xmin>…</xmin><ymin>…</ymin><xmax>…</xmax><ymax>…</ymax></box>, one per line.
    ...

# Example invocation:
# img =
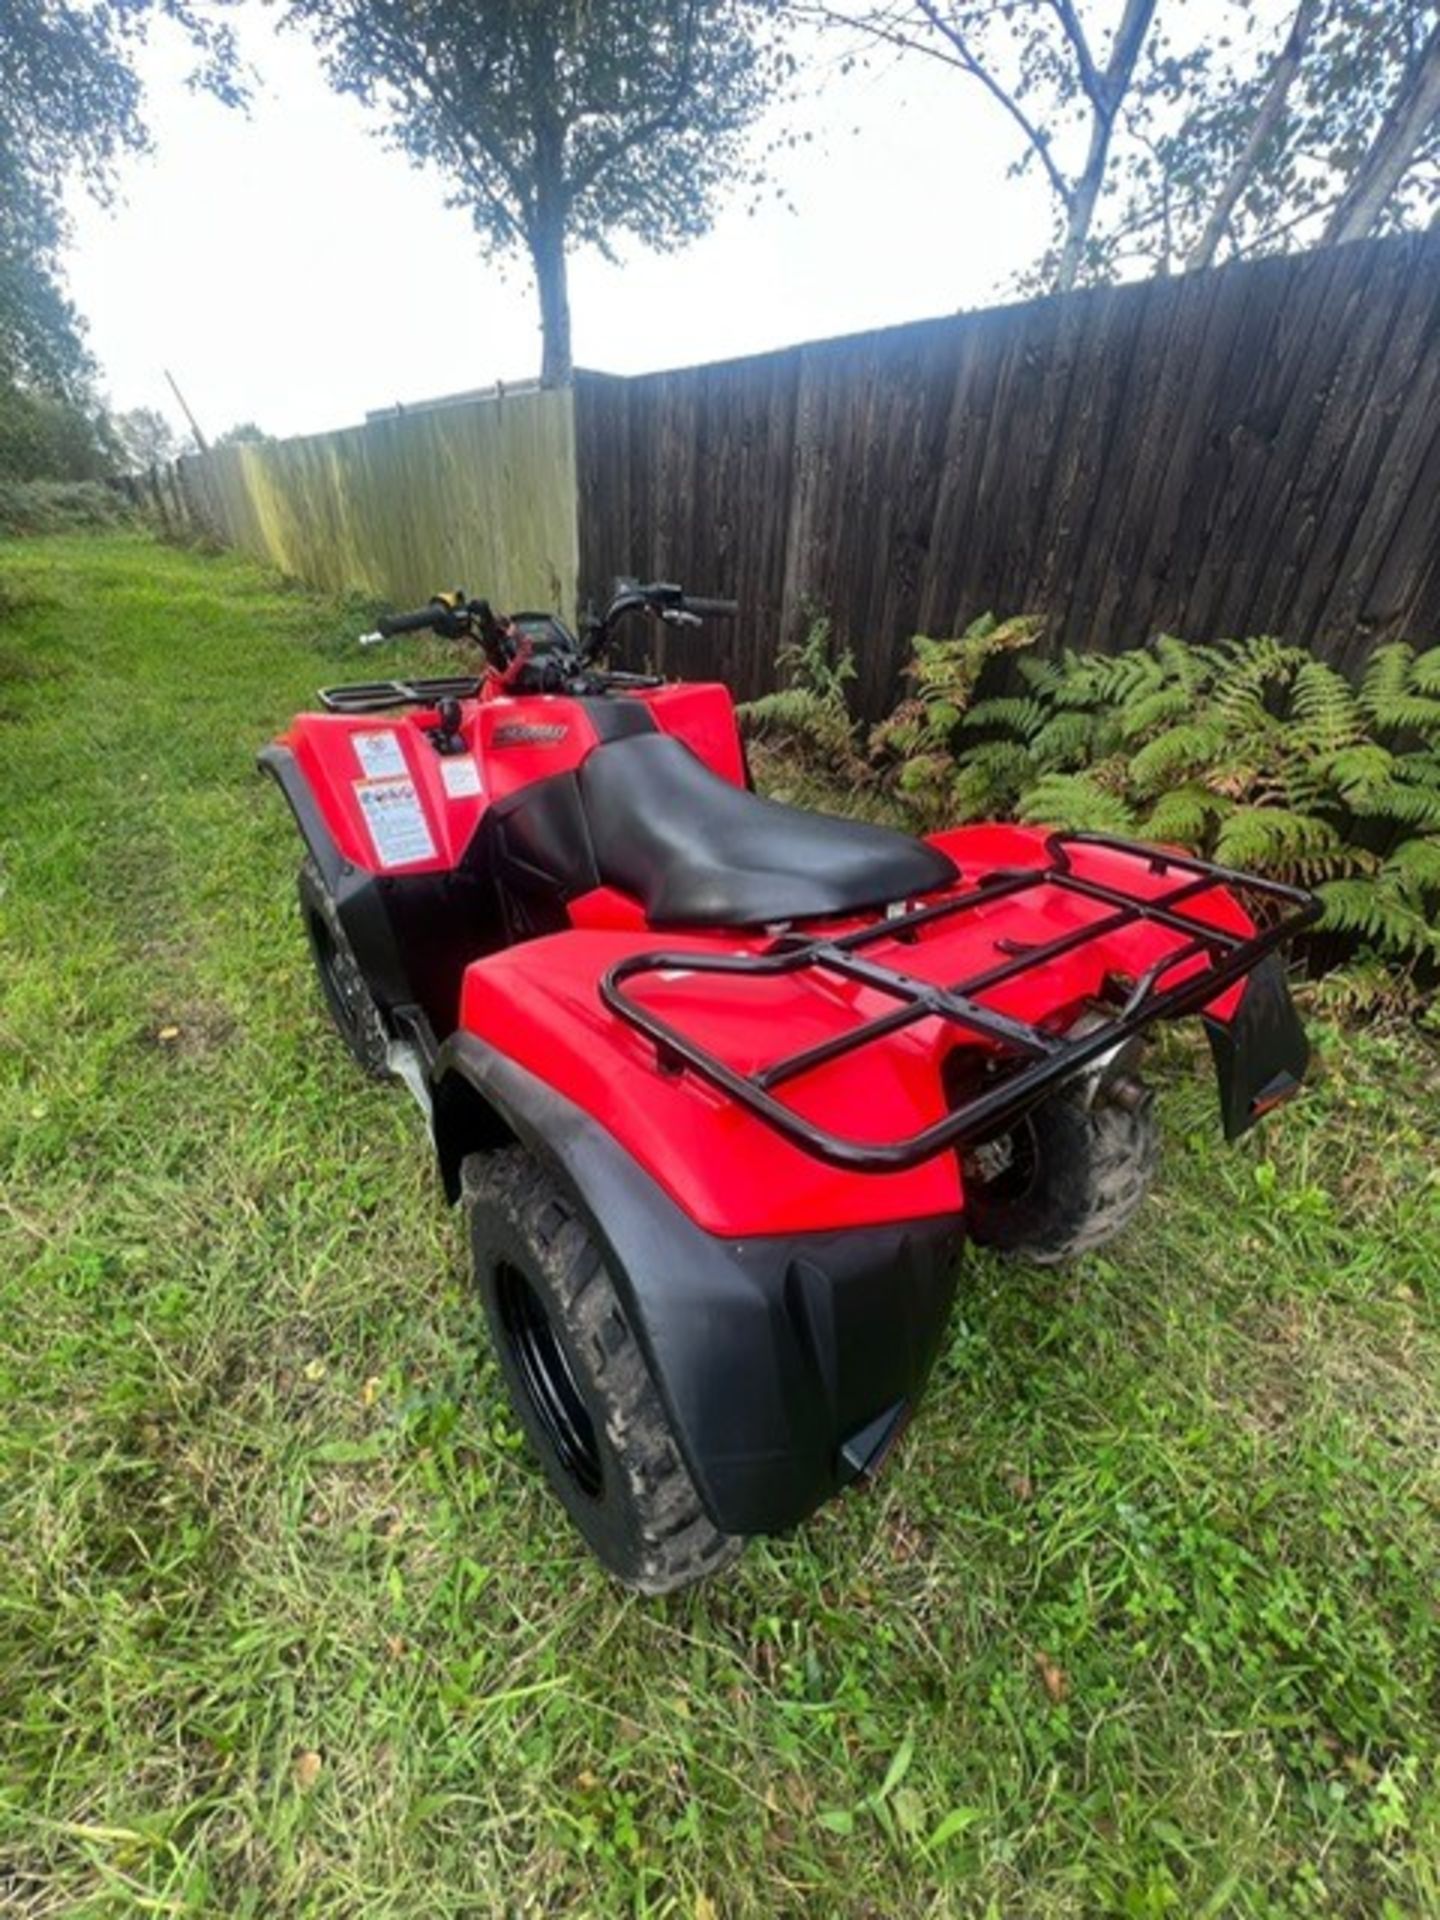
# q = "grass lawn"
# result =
<box><xmin>2</xmin><ymin>531</ymin><xmax>1438</xmax><ymax>1918</ymax></box>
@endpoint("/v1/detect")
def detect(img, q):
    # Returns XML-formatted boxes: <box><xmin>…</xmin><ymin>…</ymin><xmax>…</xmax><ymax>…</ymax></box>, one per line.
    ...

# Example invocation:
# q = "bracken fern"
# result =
<box><xmin>879</xmin><ymin>624</ymin><xmax>1440</xmax><ymax>987</ymax></box>
<box><xmin>738</xmin><ymin>613</ymin><xmax>864</xmax><ymax>774</ymax></box>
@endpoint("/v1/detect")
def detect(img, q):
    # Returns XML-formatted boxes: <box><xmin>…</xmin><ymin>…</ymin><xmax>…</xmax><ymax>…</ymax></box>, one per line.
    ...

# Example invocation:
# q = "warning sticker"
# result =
<box><xmin>353</xmin><ymin>729</ymin><xmax>408</xmax><ymax>778</ymax></box>
<box><xmin>354</xmin><ymin>776</ymin><xmax>436</xmax><ymax>868</ymax></box>
<box><xmin>440</xmin><ymin>754</ymin><xmax>484</xmax><ymax>800</ymax></box>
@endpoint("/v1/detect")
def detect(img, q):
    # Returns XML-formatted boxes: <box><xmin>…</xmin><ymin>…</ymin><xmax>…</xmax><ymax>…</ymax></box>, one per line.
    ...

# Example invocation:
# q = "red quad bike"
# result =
<box><xmin>262</xmin><ymin>581</ymin><xmax>1320</xmax><ymax>1593</ymax></box>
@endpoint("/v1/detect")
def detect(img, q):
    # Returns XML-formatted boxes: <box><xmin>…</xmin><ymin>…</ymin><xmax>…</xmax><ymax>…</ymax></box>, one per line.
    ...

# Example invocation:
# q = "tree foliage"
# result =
<box><xmin>212</xmin><ymin>420</ymin><xmax>270</xmax><ymax>448</ymax></box>
<box><xmin>0</xmin><ymin>3</ymin><xmax>241</xmax><ymax>472</ymax></box>
<box><xmin>1128</xmin><ymin>1</ymin><xmax>1440</xmax><ymax>274</ymax></box>
<box><xmin>285</xmin><ymin>0</ymin><xmax>788</xmax><ymax>384</ymax></box>
<box><xmin>0</xmin><ymin>386</ymin><xmax>115</xmax><ymax>483</ymax></box>
<box><xmin>113</xmin><ymin>406</ymin><xmax>181</xmax><ymax>470</ymax></box>
<box><xmin>805</xmin><ymin>0</ymin><xmax>1439</xmax><ymax>293</ymax></box>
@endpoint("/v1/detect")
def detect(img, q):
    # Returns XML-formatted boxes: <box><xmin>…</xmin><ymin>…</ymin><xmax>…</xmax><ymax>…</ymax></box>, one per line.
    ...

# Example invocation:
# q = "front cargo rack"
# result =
<box><xmin>319</xmin><ymin>676</ymin><xmax>483</xmax><ymax>714</ymax></box>
<box><xmin>600</xmin><ymin>832</ymin><xmax>1320</xmax><ymax>1173</ymax></box>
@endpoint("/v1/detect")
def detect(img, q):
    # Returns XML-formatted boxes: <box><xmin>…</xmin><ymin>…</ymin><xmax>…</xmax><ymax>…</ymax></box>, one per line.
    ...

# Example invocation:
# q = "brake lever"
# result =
<box><xmin>660</xmin><ymin>608</ymin><xmax>703</xmax><ymax>628</ymax></box>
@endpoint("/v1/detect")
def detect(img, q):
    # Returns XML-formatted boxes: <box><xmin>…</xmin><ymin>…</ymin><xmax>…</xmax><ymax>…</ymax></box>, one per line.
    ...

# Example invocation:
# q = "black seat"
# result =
<box><xmin>577</xmin><ymin>734</ymin><xmax>957</xmax><ymax>927</ymax></box>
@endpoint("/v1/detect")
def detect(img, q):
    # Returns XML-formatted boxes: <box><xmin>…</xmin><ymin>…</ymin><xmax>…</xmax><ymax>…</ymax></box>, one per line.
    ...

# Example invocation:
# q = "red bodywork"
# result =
<box><xmin>272</xmin><ymin>680</ymin><xmax>1275</xmax><ymax>1239</ymax></box>
<box><xmin>458</xmin><ymin>830</ymin><xmax>1257</xmax><ymax>1236</ymax></box>
<box><xmin>279</xmin><ymin>681</ymin><xmax>745</xmax><ymax>874</ymax></box>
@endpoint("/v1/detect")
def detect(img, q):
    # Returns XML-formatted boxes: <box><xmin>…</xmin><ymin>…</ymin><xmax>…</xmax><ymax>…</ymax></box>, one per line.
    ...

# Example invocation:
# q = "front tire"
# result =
<box><xmin>298</xmin><ymin>857</ymin><xmax>391</xmax><ymax>1080</ymax></box>
<box><xmin>463</xmin><ymin>1148</ymin><xmax>743</xmax><ymax>1594</ymax></box>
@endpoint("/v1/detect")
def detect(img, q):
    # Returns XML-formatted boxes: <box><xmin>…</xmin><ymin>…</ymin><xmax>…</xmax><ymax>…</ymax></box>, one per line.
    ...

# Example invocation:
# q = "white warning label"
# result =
<box><xmin>353</xmin><ymin>729</ymin><xmax>408</xmax><ymax>778</ymax></box>
<box><xmin>440</xmin><ymin>754</ymin><xmax>484</xmax><ymax>799</ymax></box>
<box><xmin>354</xmin><ymin>776</ymin><xmax>437</xmax><ymax>868</ymax></box>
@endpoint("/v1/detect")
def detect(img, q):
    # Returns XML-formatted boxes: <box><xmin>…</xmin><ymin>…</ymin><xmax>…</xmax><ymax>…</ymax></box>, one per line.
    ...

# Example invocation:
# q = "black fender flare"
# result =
<box><xmin>258</xmin><ymin>742</ymin><xmax>417</xmax><ymax>1017</ymax></box>
<box><xmin>258</xmin><ymin>742</ymin><xmax>345</xmax><ymax>890</ymax></box>
<box><xmin>432</xmin><ymin>1034</ymin><xmax>965</xmax><ymax>1538</ymax></box>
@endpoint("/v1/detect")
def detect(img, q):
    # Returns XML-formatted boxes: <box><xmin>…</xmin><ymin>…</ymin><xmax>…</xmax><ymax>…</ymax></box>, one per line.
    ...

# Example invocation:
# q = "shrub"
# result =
<box><xmin>729</xmin><ymin>609</ymin><xmax>1440</xmax><ymax>991</ymax></box>
<box><xmin>868</xmin><ymin>613</ymin><xmax>1046</xmax><ymax>817</ymax></box>
<box><xmin>0</xmin><ymin>479</ymin><xmax>138</xmax><ymax>537</ymax></box>
<box><xmin>883</xmin><ymin>627</ymin><xmax>1440</xmax><ymax>985</ymax></box>
<box><xmin>0</xmin><ymin>385</ymin><xmax>114</xmax><ymax>482</ymax></box>
<box><xmin>742</xmin><ymin>610</ymin><xmax>1047</xmax><ymax>793</ymax></box>
<box><xmin>739</xmin><ymin>614</ymin><xmax>864</xmax><ymax>775</ymax></box>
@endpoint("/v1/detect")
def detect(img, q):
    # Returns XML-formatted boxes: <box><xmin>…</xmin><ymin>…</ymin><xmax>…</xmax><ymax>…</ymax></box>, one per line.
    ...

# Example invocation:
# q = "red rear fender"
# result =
<box><xmin>457</xmin><ymin>930</ymin><xmax>965</xmax><ymax>1238</ymax></box>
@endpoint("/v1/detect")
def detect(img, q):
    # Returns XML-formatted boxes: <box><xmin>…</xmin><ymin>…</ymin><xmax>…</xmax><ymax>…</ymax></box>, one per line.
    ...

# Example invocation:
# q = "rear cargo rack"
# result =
<box><xmin>319</xmin><ymin>676</ymin><xmax>483</xmax><ymax>714</ymax></box>
<box><xmin>600</xmin><ymin>832</ymin><xmax>1320</xmax><ymax>1173</ymax></box>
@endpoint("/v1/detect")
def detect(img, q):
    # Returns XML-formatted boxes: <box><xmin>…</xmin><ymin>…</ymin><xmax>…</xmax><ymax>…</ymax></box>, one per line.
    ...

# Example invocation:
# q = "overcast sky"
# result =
<box><xmin>65</xmin><ymin>6</ymin><xmax>1066</xmax><ymax>441</ymax></box>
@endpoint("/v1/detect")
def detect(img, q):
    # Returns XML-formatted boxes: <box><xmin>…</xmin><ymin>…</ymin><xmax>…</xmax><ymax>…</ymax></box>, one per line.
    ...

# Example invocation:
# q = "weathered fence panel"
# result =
<box><xmin>160</xmin><ymin>234</ymin><xmax>1440</xmax><ymax>717</ymax></box>
<box><xmin>576</xmin><ymin>231</ymin><xmax>1440</xmax><ymax>712</ymax></box>
<box><xmin>175</xmin><ymin>386</ymin><xmax>579</xmax><ymax>618</ymax></box>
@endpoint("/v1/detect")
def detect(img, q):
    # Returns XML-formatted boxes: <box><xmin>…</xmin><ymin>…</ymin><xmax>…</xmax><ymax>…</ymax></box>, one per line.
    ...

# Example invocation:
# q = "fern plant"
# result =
<box><xmin>879</xmin><ymin>624</ymin><xmax>1440</xmax><ymax>987</ymax></box>
<box><xmin>866</xmin><ymin>613</ymin><xmax>1045</xmax><ymax>818</ymax></box>
<box><xmin>738</xmin><ymin>614</ymin><xmax>863</xmax><ymax>776</ymax></box>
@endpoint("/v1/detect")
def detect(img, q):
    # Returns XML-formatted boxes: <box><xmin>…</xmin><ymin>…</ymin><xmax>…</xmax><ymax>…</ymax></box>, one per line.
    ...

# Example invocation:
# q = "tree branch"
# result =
<box><xmin>1187</xmin><ymin>0</ymin><xmax>1320</xmax><ymax>272</ymax></box>
<box><xmin>901</xmin><ymin>0</ymin><xmax>1073</xmax><ymax>209</ymax></box>
<box><xmin>1051</xmin><ymin>0</ymin><xmax>1158</xmax><ymax>289</ymax></box>
<box><xmin>1045</xmin><ymin>0</ymin><xmax>1100</xmax><ymax>107</ymax></box>
<box><xmin>1323</xmin><ymin>19</ymin><xmax>1440</xmax><ymax>246</ymax></box>
<box><xmin>1100</xmin><ymin>0</ymin><xmax>1158</xmax><ymax>108</ymax></box>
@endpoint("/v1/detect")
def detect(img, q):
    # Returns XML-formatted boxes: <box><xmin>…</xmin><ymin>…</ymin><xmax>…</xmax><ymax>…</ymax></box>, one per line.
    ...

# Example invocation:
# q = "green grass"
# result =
<box><xmin>1</xmin><ymin>532</ymin><xmax>1438</xmax><ymax>1918</ymax></box>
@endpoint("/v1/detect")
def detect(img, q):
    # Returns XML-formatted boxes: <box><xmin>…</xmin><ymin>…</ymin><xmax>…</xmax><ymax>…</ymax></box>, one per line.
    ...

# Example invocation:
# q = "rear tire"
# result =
<box><xmin>298</xmin><ymin>857</ymin><xmax>391</xmax><ymax>1080</ymax></box>
<box><xmin>962</xmin><ymin>1083</ymin><xmax>1159</xmax><ymax>1265</ymax></box>
<box><xmin>463</xmin><ymin>1148</ymin><xmax>743</xmax><ymax>1595</ymax></box>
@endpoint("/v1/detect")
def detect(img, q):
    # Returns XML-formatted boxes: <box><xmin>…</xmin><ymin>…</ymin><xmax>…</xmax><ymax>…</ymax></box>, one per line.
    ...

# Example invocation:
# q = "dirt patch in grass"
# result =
<box><xmin>137</xmin><ymin>1003</ymin><xmax>239</xmax><ymax>1059</ymax></box>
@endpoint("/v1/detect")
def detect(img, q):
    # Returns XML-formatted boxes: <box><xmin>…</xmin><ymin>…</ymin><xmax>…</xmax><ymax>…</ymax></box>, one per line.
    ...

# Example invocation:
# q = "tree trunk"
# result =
<box><xmin>1050</xmin><ymin>0</ymin><xmax>1159</xmax><ymax>293</ymax></box>
<box><xmin>1055</xmin><ymin>158</ymin><xmax>1104</xmax><ymax>293</ymax></box>
<box><xmin>1187</xmin><ymin>0</ymin><xmax>1320</xmax><ymax>272</ymax></box>
<box><xmin>531</xmin><ymin>220</ymin><xmax>573</xmax><ymax>387</ymax></box>
<box><xmin>1323</xmin><ymin>22</ymin><xmax>1440</xmax><ymax>247</ymax></box>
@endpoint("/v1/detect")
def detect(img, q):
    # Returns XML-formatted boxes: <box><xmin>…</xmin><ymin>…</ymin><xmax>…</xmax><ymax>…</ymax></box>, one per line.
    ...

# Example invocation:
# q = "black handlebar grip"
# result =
<box><xmin>684</xmin><ymin>596</ymin><xmax>739</xmax><ymax>617</ymax></box>
<box><xmin>376</xmin><ymin>602</ymin><xmax>445</xmax><ymax>638</ymax></box>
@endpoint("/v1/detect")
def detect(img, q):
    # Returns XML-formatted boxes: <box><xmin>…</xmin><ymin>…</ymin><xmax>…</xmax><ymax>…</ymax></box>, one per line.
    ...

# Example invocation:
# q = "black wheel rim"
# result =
<box><xmin>495</xmin><ymin>1262</ymin><xmax>604</xmax><ymax>1498</ymax></box>
<box><xmin>963</xmin><ymin>1112</ymin><xmax>1041</xmax><ymax>1206</ymax></box>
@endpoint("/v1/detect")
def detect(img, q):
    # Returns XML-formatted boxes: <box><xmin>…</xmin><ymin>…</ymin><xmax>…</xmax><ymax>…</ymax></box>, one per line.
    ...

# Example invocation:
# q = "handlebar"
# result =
<box><xmin>358</xmin><ymin>581</ymin><xmax>738</xmax><ymax>670</ymax></box>
<box><xmin>359</xmin><ymin>593</ymin><xmax>491</xmax><ymax>651</ymax></box>
<box><xmin>377</xmin><ymin>602</ymin><xmax>448</xmax><ymax>638</ymax></box>
<box><xmin>580</xmin><ymin>581</ymin><xmax>738</xmax><ymax>660</ymax></box>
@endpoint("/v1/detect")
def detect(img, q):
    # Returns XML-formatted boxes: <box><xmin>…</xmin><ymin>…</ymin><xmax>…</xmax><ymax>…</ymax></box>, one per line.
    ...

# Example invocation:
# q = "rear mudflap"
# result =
<box><xmin>1203</xmin><ymin>952</ymin><xmax>1310</xmax><ymax>1140</ymax></box>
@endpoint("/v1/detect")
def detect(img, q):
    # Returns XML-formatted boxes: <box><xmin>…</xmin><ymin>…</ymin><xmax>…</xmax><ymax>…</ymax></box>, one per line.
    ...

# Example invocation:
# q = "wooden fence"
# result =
<box><xmin>153</xmin><ymin>231</ymin><xmax>1440</xmax><ymax>720</ymax></box>
<box><xmin>576</xmin><ymin>230</ymin><xmax>1440</xmax><ymax>715</ymax></box>
<box><xmin>155</xmin><ymin>384</ymin><xmax>579</xmax><ymax>619</ymax></box>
